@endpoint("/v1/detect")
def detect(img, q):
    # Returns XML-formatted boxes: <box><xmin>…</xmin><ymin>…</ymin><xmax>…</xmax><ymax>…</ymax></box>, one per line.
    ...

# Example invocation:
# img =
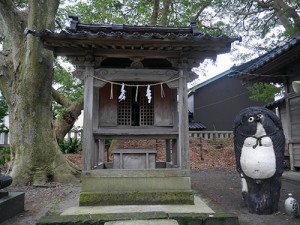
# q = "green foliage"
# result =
<box><xmin>53</xmin><ymin>59</ymin><xmax>83</xmax><ymax>101</ymax></box>
<box><xmin>247</xmin><ymin>82</ymin><xmax>284</xmax><ymax>103</ymax></box>
<box><xmin>58</xmin><ymin>138</ymin><xmax>81</xmax><ymax>154</ymax></box>
<box><xmin>56</xmin><ymin>0</ymin><xmax>300</xmax><ymax>61</ymax></box>
<box><xmin>52</xmin><ymin>59</ymin><xmax>83</xmax><ymax>119</ymax></box>
<box><xmin>58</xmin><ymin>0</ymin><xmax>153</xmax><ymax>25</ymax></box>
<box><xmin>13</xmin><ymin>0</ymin><xmax>27</xmax><ymax>8</ymax></box>
<box><xmin>0</xmin><ymin>147</ymin><xmax>10</xmax><ymax>166</ymax></box>
<box><xmin>0</xmin><ymin>95</ymin><xmax>8</xmax><ymax>132</ymax></box>
<box><xmin>58</xmin><ymin>0</ymin><xmax>230</xmax><ymax>29</ymax></box>
<box><xmin>105</xmin><ymin>139</ymin><xmax>112</xmax><ymax>150</ymax></box>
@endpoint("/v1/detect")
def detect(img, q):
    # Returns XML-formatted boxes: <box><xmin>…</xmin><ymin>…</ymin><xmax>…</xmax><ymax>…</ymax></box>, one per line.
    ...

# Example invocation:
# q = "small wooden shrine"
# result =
<box><xmin>36</xmin><ymin>16</ymin><xmax>238</xmax><ymax>205</ymax></box>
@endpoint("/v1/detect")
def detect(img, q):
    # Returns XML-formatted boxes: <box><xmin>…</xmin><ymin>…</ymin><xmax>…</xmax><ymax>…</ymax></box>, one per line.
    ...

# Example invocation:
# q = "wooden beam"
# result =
<box><xmin>93</xmin><ymin>68</ymin><xmax>179</xmax><ymax>88</ymax></box>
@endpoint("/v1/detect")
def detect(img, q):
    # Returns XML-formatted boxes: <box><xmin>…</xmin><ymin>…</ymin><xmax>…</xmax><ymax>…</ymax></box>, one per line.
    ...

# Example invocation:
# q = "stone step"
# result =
<box><xmin>63</xmin><ymin>195</ymin><xmax>214</xmax><ymax>215</ymax></box>
<box><xmin>105</xmin><ymin>219</ymin><xmax>179</xmax><ymax>225</ymax></box>
<box><xmin>36</xmin><ymin>195</ymin><xmax>239</xmax><ymax>225</ymax></box>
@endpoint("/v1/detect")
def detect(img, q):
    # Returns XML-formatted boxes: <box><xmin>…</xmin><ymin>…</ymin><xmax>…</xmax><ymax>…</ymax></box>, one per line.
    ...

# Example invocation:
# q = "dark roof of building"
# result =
<box><xmin>264</xmin><ymin>97</ymin><xmax>285</xmax><ymax>110</ymax></box>
<box><xmin>228</xmin><ymin>33</ymin><xmax>300</xmax><ymax>83</ymax></box>
<box><xmin>189</xmin><ymin>121</ymin><xmax>206</xmax><ymax>131</ymax></box>
<box><xmin>25</xmin><ymin>16</ymin><xmax>240</xmax><ymax>70</ymax></box>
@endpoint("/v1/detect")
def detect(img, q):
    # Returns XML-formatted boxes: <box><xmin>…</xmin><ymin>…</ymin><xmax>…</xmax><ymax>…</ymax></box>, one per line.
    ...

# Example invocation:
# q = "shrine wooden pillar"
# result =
<box><xmin>82</xmin><ymin>65</ymin><xmax>95</xmax><ymax>171</ymax></box>
<box><xmin>178</xmin><ymin>69</ymin><xmax>190</xmax><ymax>170</ymax></box>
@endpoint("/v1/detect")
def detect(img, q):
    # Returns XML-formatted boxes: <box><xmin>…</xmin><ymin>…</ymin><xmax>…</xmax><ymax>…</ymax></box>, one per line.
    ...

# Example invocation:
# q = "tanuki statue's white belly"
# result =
<box><xmin>240</xmin><ymin>136</ymin><xmax>276</xmax><ymax>179</ymax></box>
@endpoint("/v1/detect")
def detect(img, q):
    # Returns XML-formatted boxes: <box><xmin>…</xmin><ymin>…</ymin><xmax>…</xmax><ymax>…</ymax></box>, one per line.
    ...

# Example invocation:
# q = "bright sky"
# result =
<box><xmin>188</xmin><ymin>53</ymin><xmax>234</xmax><ymax>88</ymax></box>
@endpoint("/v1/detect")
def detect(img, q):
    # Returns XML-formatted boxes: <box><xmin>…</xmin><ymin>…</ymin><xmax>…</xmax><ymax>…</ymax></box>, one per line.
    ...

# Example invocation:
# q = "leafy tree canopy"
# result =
<box><xmin>59</xmin><ymin>0</ymin><xmax>300</xmax><ymax>56</ymax></box>
<box><xmin>58</xmin><ymin>0</ymin><xmax>300</xmax><ymax>103</ymax></box>
<box><xmin>52</xmin><ymin>59</ymin><xmax>83</xmax><ymax>119</ymax></box>
<box><xmin>247</xmin><ymin>82</ymin><xmax>284</xmax><ymax>103</ymax></box>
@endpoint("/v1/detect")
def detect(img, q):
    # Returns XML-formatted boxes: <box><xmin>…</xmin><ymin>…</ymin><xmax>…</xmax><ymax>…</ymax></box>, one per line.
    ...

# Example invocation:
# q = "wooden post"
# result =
<box><xmin>172</xmin><ymin>139</ymin><xmax>178</xmax><ymax>166</ymax></box>
<box><xmin>98</xmin><ymin>139</ymin><xmax>105</xmax><ymax>164</ymax></box>
<box><xmin>82</xmin><ymin>66</ymin><xmax>95</xmax><ymax>171</ymax></box>
<box><xmin>285</xmin><ymin>97</ymin><xmax>293</xmax><ymax>170</ymax></box>
<box><xmin>166</xmin><ymin>139</ymin><xmax>171</xmax><ymax>162</ymax></box>
<box><xmin>289</xmin><ymin>143</ymin><xmax>295</xmax><ymax>171</ymax></box>
<box><xmin>199</xmin><ymin>137</ymin><xmax>203</xmax><ymax>160</ymax></box>
<box><xmin>94</xmin><ymin>140</ymin><xmax>99</xmax><ymax>168</ymax></box>
<box><xmin>178</xmin><ymin>69</ymin><xmax>189</xmax><ymax>169</ymax></box>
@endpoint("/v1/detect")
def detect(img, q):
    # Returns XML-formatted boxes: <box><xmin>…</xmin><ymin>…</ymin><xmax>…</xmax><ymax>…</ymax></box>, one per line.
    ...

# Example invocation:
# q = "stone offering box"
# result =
<box><xmin>113</xmin><ymin>149</ymin><xmax>156</xmax><ymax>169</ymax></box>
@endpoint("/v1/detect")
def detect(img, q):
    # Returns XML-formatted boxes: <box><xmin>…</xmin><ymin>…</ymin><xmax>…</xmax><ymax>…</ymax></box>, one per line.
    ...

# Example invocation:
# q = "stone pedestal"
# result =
<box><xmin>0</xmin><ymin>192</ymin><xmax>25</xmax><ymax>223</ymax></box>
<box><xmin>80</xmin><ymin>169</ymin><xmax>192</xmax><ymax>206</ymax></box>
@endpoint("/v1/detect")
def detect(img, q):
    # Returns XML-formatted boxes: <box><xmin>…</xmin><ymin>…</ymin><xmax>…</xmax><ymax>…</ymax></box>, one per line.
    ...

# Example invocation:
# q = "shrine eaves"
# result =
<box><xmin>25</xmin><ymin>16</ymin><xmax>240</xmax><ymax>74</ymax></box>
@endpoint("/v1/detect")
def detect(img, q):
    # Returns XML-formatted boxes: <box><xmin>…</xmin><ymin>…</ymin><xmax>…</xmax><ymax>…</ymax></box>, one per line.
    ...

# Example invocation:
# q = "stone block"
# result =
<box><xmin>0</xmin><ymin>192</ymin><xmax>24</xmax><ymax>223</ymax></box>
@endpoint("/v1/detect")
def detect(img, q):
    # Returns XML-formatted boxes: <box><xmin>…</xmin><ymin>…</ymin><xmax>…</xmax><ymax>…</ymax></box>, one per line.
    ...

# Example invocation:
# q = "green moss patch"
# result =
<box><xmin>80</xmin><ymin>191</ymin><xmax>194</xmax><ymax>206</ymax></box>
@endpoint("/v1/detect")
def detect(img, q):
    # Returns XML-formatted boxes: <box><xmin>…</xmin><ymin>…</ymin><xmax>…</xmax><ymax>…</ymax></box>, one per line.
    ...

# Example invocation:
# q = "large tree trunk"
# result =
<box><xmin>0</xmin><ymin>0</ymin><xmax>80</xmax><ymax>185</ymax></box>
<box><xmin>272</xmin><ymin>0</ymin><xmax>300</xmax><ymax>34</ymax></box>
<box><xmin>160</xmin><ymin>0</ymin><xmax>172</xmax><ymax>26</ymax></box>
<box><xmin>150</xmin><ymin>0</ymin><xmax>160</xmax><ymax>26</ymax></box>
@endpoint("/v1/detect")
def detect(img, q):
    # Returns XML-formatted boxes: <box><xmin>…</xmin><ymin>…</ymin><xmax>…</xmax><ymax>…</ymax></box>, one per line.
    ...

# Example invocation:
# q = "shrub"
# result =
<box><xmin>59</xmin><ymin>138</ymin><xmax>81</xmax><ymax>154</ymax></box>
<box><xmin>0</xmin><ymin>147</ymin><xmax>10</xmax><ymax>166</ymax></box>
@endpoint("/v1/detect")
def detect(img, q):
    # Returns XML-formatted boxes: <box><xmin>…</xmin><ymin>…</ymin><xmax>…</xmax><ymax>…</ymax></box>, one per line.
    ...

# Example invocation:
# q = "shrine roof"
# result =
<box><xmin>26</xmin><ymin>16</ymin><xmax>240</xmax><ymax>67</ymax></box>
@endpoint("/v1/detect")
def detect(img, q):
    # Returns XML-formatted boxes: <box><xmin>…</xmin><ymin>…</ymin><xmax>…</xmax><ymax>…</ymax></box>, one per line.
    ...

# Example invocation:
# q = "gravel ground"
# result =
<box><xmin>1</xmin><ymin>181</ymin><xmax>81</xmax><ymax>225</ymax></box>
<box><xmin>2</xmin><ymin>169</ymin><xmax>299</xmax><ymax>225</ymax></box>
<box><xmin>191</xmin><ymin>168</ymin><xmax>300</xmax><ymax>225</ymax></box>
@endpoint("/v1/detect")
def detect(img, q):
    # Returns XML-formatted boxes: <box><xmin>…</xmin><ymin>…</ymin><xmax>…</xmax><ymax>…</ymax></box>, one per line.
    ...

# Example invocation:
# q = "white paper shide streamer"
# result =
<box><xmin>146</xmin><ymin>85</ymin><xmax>152</xmax><ymax>103</ymax></box>
<box><xmin>118</xmin><ymin>83</ymin><xmax>126</xmax><ymax>102</ymax></box>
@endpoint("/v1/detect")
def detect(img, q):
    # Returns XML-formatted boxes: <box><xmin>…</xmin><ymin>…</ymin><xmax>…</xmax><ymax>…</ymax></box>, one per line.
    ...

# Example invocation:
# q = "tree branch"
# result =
<box><xmin>272</xmin><ymin>0</ymin><xmax>300</xmax><ymax>33</ymax></box>
<box><xmin>0</xmin><ymin>0</ymin><xmax>27</xmax><ymax>51</ymax></box>
<box><xmin>52</xmin><ymin>87</ymin><xmax>72</xmax><ymax>108</ymax></box>
<box><xmin>193</xmin><ymin>0</ymin><xmax>212</xmax><ymax>22</ymax></box>
<box><xmin>253</xmin><ymin>0</ymin><xmax>273</xmax><ymax>8</ymax></box>
<box><xmin>28</xmin><ymin>0</ymin><xmax>59</xmax><ymax>30</ymax></box>
<box><xmin>54</xmin><ymin>97</ymin><xmax>84</xmax><ymax>142</ymax></box>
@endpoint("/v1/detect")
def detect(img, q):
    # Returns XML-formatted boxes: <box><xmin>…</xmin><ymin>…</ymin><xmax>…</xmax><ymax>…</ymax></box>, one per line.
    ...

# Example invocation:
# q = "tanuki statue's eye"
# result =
<box><xmin>257</xmin><ymin>114</ymin><xmax>263</xmax><ymax>119</ymax></box>
<box><xmin>248</xmin><ymin>117</ymin><xmax>255</xmax><ymax>122</ymax></box>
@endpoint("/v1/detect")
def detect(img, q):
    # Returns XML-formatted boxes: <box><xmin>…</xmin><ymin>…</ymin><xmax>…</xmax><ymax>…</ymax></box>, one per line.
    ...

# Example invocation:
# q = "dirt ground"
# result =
<box><xmin>1</xmin><ymin>138</ymin><xmax>300</xmax><ymax>225</ymax></box>
<box><xmin>192</xmin><ymin>169</ymin><xmax>300</xmax><ymax>225</ymax></box>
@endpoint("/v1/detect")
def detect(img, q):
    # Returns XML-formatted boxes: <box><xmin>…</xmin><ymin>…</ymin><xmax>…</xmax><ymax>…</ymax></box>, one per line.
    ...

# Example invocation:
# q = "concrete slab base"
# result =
<box><xmin>37</xmin><ymin>195</ymin><xmax>239</xmax><ymax>225</ymax></box>
<box><xmin>283</xmin><ymin>171</ymin><xmax>300</xmax><ymax>181</ymax></box>
<box><xmin>63</xmin><ymin>195</ymin><xmax>214</xmax><ymax>215</ymax></box>
<box><xmin>104</xmin><ymin>219</ymin><xmax>179</xmax><ymax>225</ymax></box>
<box><xmin>0</xmin><ymin>192</ymin><xmax>25</xmax><ymax>223</ymax></box>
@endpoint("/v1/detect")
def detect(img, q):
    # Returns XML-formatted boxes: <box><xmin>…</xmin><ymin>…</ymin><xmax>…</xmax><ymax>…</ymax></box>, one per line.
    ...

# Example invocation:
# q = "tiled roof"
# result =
<box><xmin>264</xmin><ymin>97</ymin><xmax>285</xmax><ymax>110</ymax></box>
<box><xmin>189</xmin><ymin>121</ymin><xmax>206</xmax><ymax>130</ymax></box>
<box><xmin>228</xmin><ymin>33</ymin><xmax>300</xmax><ymax>80</ymax></box>
<box><xmin>25</xmin><ymin>16</ymin><xmax>240</xmax><ymax>68</ymax></box>
<box><xmin>189</xmin><ymin>57</ymin><xmax>259</xmax><ymax>93</ymax></box>
<box><xmin>63</xmin><ymin>16</ymin><xmax>239</xmax><ymax>42</ymax></box>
